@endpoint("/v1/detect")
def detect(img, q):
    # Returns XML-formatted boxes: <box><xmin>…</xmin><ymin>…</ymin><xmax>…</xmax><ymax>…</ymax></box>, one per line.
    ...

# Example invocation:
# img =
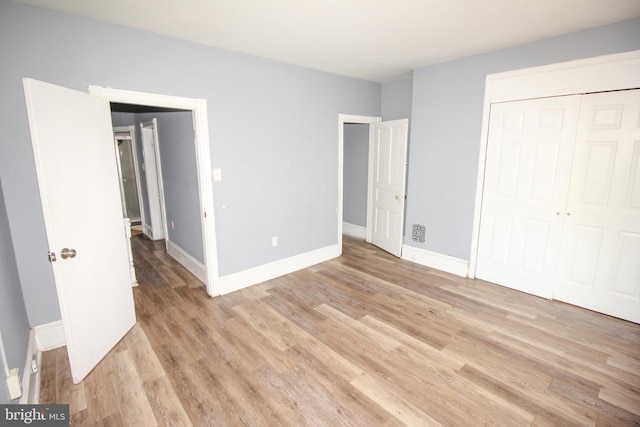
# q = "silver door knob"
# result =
<box><xmin>60</xmin><ymin>248</ymin><xmax>77</xmax><ymax>259</ymax></box>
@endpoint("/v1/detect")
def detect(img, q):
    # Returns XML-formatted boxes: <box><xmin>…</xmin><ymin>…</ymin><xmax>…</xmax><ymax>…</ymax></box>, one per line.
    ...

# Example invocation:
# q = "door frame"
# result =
<box><xmin>114</xmin><ymin>125</ymin><xmax>144</xmax><ymax>225</ymax></box>
<box><xmin>140</xmin><ymin>118</ymin><xmax>168</xmax><ymax>242</ymax></box>
<box><xmin>89</xmin><ymin>85</ymin><xmax>219</xmax><ymax>296</ymax></box>
<box><xmin>338</xmin><ymin>114</ymin><xmax>381</xmax><ymax>253</ymax></box>
<box><xmin>469</xmin><ymin>49</ymin><xmax>640</xmax><ymax>278</ymax></box>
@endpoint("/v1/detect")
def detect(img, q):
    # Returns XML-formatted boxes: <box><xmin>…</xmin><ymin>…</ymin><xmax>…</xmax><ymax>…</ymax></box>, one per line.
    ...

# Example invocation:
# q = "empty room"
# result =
<box><xmin>1</xmin><ymin>0</ymin><xmax>640</xmax><ymax>425</ymax></box>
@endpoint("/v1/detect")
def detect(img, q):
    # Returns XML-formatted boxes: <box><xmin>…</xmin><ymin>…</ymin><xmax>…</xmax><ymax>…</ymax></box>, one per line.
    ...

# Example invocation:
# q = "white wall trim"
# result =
<box><xmin>342</xmin><ymin>222</ymin><xmax>367</xmax><ymax>239</ymax></box>
<box><xmin>19</xmin><ymin>321</ymin><xmax>65</xmax><ymax>404</ymax></box>
<box><xmin>214</xmin><ymin>244</ymin><xmax>340</xmax><ymax>295</ymax></box>
<box><xmin>469</xmin><ymin>49</ymin><xmax>640</xmax><ymax>279</ymax></box>
<box><xmin>142</xmin><ymin>223</ymin><xmax>153</xmax><ymax>240</ymax></box>
<box><xmin>402</xmin><ymin>245</ymin><xmax>469</xmax><ymax>278</ymax></box>
<box><xmin>166</xmin><ymin>240</ymin><xmax>206</xmax><ymax>284</ymax></box>
<box><xmin>20</xmin><ymin>330</ymin><xmax>39</xmax><ymax>404</ymax></box>
<box><xmin>33</xmin><ymin>320</ymin><xmax>65</xmax><ymax>351</ymax></box>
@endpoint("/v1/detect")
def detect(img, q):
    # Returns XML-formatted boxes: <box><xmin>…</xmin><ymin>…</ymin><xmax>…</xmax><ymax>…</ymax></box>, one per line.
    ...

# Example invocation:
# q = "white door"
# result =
<box><xmin>476</xmin><ymin>96</ymin><xmax>581</xmax><ymax>298</ymax></box>
<box><xmin>554</xmin><ymin>90</ymin><xmax>640</xmax><ymax>323</ymax></box>
<box><xmin>140</xmin><ymin>119</ymin><xmax>166</xmax><ymax>241</ymax></box>
<box><xmin>369</xmin><ymin>119</ymin><xmax>409</xmax><ymax>257</ymax></box>
<box><xmin>23</xmin><ymin>78</ymin><xmax>136</xmax><ymax>383</ymax></box>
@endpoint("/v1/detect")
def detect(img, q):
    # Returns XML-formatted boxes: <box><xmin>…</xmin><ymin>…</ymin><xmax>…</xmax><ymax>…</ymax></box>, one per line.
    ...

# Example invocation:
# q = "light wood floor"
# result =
<box><xmin>40</xmin><ymin>234</ymin><xmax>640</xmax><ymax>426</ymax></box>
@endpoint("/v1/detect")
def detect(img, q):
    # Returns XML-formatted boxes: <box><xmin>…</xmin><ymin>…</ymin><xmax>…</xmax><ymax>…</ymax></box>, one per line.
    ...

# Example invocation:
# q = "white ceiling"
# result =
<box><xmin>12</xmin><ymin>0</ymin><xmax>640</xmax><ymax>82</ymax></box>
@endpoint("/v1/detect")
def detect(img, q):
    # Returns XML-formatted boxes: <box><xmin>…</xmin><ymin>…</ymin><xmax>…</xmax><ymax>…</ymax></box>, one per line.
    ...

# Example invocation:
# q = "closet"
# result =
<box><xmin>476</xmin><ymin>89</ymin><xmax>640</xmax><ymax>323</ymax></box>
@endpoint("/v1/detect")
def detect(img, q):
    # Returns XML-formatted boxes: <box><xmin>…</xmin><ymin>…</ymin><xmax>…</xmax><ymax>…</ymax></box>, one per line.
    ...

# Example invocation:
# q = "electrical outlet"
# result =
<box><xmin>272</xmin><ymin>236</ymin><xmax>278</xmax><ymax>247</ymax></box>
<box><xmin>171</xmin><ymin>220</ymin><xmax>174</xmax><ymax>230</ymax></box>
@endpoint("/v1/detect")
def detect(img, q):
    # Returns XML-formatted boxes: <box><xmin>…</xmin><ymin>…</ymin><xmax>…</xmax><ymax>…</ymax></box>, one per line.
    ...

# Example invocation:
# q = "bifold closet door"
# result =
<box><xmin>554</xmin><ymin>89</ymin><xmax>640</xmax><ymax>323</ymax></box>
<box><xmin>476</xmin><ymin>95</ymin><xmax>581</xmax><ymax>298</ymax></box>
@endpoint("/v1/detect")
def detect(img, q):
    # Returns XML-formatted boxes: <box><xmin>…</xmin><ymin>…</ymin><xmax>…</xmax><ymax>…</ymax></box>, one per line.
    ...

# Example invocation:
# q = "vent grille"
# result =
<box><xmin>412</xmin><ymin>224</ymin><xmax>426</xmax><ymax>243</ymax></box>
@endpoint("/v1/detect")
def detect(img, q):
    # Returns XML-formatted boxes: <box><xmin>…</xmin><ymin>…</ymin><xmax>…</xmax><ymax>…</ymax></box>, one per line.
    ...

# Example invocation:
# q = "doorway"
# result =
<box><xmin>114</xmin><ymin>125</ymin><xmax>143</xmax><ymax>226</ymax></box>
<box><xmin>338</xmin><ymin>114</ymin><xmax>409</xmax><ymax>258</ymax></box>
<box><xmin>111</xmin><ymin>105</ymin><xmax>207</xmax><ymax>287</ymax></box>
<box><xmin>338</xmin><ymin>114</ymin><xmax>379</xmax><ymax>254</ymax></box>
<box><xmin>90</xmin><ymin>85</ymin><xmax>219</xmax><ymax>296</ymax></box>
<box><xmin>342</xmin><ymin>122</ymin><xmax>370</xmax><ymax>240</ymax></box>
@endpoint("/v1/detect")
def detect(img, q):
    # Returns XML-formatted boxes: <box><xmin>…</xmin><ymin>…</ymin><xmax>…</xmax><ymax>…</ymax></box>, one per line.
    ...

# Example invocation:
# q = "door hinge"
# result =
<box><xmin>48</xmin><ymin>251</ymin><xmax>57</xmax><ymax>262</ymax></box>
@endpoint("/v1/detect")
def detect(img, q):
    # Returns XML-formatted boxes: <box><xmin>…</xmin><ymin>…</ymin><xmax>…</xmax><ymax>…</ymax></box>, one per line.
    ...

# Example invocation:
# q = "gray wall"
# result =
<box><xmin>406</xmin><ymin>18</ymin><xmax>640</xmax><ymax>260</ymax></box>
<box><xmin>0</xmin><ymin>181</ymin><xmax>30</xmax><ymax>403</ymax></box>
<box><xmin>343</xmin><ymin>124</ymin><xmax>370</xmax><ymax>227</ymax></box>
<box><xmin>0</xmin><ymin>354</ymin><xmax>8</xmax><ymax>403</ymax></box>
<box><xmin>0</xmin><ymin>0</ymin><xmax>380</xmax><ymax>325</ymax></box>
<box><xmin>382</xmin><ymin>76</ymin><xmax>413</xmax><ymax>121</ymax></box>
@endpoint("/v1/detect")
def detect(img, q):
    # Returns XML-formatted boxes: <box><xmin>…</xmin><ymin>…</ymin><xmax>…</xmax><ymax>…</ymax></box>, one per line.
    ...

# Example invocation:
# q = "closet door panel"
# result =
<box><xmin>476</xmin><ymin>95</ymin><xmax>581</xmax><ymax>298</ymax></box>
<box><xmin>554</xmin><ymin>89</ymin><xmax>640</xmax><ymax>323</ymax></box>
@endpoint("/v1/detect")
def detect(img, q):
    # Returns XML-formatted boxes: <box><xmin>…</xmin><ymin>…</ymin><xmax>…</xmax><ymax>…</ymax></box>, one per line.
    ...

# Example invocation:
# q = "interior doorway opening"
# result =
<box><xmin>338</xmin><ymin>114</ymin><xmax>409</xmax><ymax>258</ymax></box>
<box><xmin>110</xmin><ymin>102</ymin><xmax>206</xmax><ymax>286</ymax></box>
<box><xmin>338</xmin><ymin>114</ymin><xmax>380</xmax><ymax>254</ymax></box>
<box><xmin>90</xmin><ymin>85</ymin><xmax>219</xmax><ymax>296</ymax></box>
<box><xmin>114</xmin><ymin>125</ymin><xmax>143</xmax><ymax>227</ymax></box>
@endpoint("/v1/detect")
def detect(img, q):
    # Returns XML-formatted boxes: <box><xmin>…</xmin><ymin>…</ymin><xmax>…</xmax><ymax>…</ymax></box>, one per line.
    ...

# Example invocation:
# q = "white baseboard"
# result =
<box><xmin>33</xmin><ymin>320</ymin><xmax>65</xmax><ymax>351</ymax></box>
<box><xmin>343</xmin><ymin>222</ymin><xmax>367</xmax><ymax>239</ymax></box>
<box><xmin>166</xmin><ymin>240</ymin><xmax>206</xmax><ymax>283</ymax></box>
<box><xmin>19</xmin><ymin>330</ymin><xmax>36</xmax><ymax>403</ymax></box>
<box><xmin>402</xmin><ymin>245</ymin><xmax>469</xmax><ymax>277</ymax></box>
<box><xmin>215</xmin><ymin>244</ymin><xmax>340</xmax><ymax>295</ymax></box>
<box><xmin>142</xmin><ymin>223</ymin><xmax>153</xmax><ymax>240</ymax></box>
<box><xmin>20</xmin><ymin>320</ymin><xmax>65</xmax><ymax>404</ymax></box>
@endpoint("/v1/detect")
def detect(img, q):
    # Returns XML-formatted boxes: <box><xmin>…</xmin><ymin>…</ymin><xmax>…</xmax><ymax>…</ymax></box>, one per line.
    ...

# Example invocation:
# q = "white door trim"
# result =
<box><xmin>88</xmin><ymin>85</ymin><xmax>219</xmax><ymax>296</ymax></box>
<box><xmin>469</xmin><ymin>49</ymin><xmax>640</xmax><ymax>278</ymax></box>
<box><xmin>338</xmin><ymin>114</ymin><xmax>381</xmax><ymax>253</ymax></box>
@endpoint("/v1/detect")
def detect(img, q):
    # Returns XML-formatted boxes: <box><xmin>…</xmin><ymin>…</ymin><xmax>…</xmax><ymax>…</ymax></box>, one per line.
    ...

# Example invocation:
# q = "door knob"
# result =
<box><xmin>60</xmin><ymin>248</ymin><xmax>77</xmax><ymax>259</ymax></box>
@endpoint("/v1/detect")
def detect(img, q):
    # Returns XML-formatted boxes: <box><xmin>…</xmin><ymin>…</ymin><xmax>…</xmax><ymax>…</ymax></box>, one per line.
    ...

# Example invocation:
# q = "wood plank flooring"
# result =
<box><xmin>40</xmin><ymin>234</ymin><xmax>640</xmax><ymax>426</ymax></box>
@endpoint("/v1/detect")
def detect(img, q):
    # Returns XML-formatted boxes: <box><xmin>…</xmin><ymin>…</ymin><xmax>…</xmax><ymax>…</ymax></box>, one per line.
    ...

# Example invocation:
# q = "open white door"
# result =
<box><xmin>369</xmin><ymin>119</ymin><xmax>409</xmax><ymax>257</ymax></box>
<box><xmin>23</xmin><ymin>78</ymin><xmax>136</xmax><ymax>383</ymax></box>
<box><xmin>140</xmin><ymin>119</ymin><xmax>166</xmax><ymax>241</ymax></box>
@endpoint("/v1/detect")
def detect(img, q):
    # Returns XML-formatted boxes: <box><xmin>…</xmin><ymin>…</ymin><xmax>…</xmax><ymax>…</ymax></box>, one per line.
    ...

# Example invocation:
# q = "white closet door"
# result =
<box><xmin>554</xmin><ymin>89</ymin><xmax>640</xmax><ymax>323</ymax></box>
<box><xmin>476</xmin><ymin>96</ymin><xmax>581</xmax><ymax>298</ymax></box>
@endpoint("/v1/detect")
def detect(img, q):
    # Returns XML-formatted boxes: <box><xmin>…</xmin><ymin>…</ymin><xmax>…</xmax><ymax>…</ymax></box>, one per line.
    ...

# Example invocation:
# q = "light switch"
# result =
<box><xmin>213</xmin><ymin>168</ymin><xmax>222</xmax><ymax>182</ymax></box>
